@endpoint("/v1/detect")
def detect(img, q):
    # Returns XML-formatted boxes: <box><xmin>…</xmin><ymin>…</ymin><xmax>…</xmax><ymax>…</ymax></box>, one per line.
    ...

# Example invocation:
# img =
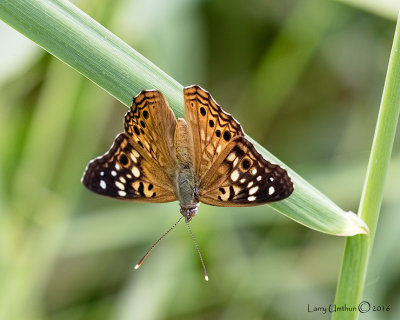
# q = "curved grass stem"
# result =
<box><xmin>332</xmin><ymin>12</ymin><xmax>400</xmax><ymax>320</ymax></box>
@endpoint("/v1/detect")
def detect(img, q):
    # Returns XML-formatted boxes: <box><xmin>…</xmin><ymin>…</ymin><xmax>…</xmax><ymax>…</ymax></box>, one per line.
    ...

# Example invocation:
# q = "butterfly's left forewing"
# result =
<box><xmin>183</xmin><ymin>85</ymin><xmax>294</xmax><ymax>206</ymax></box>
<box><xmin>198</xmin><ymin>136</ymin><xmax>293</xmax><ymax>206</ymax></box>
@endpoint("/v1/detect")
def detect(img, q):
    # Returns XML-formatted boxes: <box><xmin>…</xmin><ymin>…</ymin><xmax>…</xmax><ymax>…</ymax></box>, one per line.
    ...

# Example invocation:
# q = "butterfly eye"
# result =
<box><xmin>119</xmin><ymin>154</ymin><xmax>129</xmax><ymax>166</ymax></box>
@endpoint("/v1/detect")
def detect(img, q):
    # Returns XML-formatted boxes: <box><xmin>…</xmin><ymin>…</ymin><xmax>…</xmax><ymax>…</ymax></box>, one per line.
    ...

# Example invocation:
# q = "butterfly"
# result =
<box><xmin>82</xmin><ymin>85</ymin><xmax>294</xmax><ymax>221</ymax></box>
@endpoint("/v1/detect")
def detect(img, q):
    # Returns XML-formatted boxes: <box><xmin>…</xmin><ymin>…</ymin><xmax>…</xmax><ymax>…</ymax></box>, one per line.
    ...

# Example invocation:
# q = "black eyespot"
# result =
<box><xmin>216</xmin><ymin>130</ymin><xmax>221</xmax><ymax>137</ymax></box>
<box><xmin>148</xmin><ymin>184</ymin><xmax>153</xmax><ymax>190</ymax></box>
<box><xmin>223</xmin><ymin>131</ymin><xmax>231</xmax><ymax>141</ymax></box>
<box><xmin>138</xmin><ymin>182</ymin><xmax>145</xmax><ymax>196</ymax></box>
<box><xmin>228</xmin><ymin>186</ymin><xmax>235</xmax><ymax>201</ymax></box>
<box><xmin>138</xmin><ymin>141</ymin><xmax>144</xmax><ymax>148</ymax></box>
<box><xmin>219</xmin><ymin>187</ymin><xmax>225</xmax><ymax>194</ymax></box>
<box><xmin>241</xmin><ymin>159</ymin><xmax>251</xmax><ymax>170</ymax></box>
<box><xmin>209</xmin><ymin>120</ymin><xmax>214</xmax><ymax>127</ymax></box>
<box><xmin>140</xmin><ymin>128</ymin><xmax>144</xmax><ymax>134</ymax></box>
<box><xmin>200</xmin><ymin>107</ymin><xmax>206</xmax><ymax>116</ymax></box>
<box><xmin>152</xmin><ymin>192</ymin><xmax>156</xmax><ymax>197</ymax></box>
<box><xmin>140</xmin><ymin>120</ymin><xmax>146</xmax><ymax>128</ymax></box>
<box><xmin>143</xmin><ymin>110</ymin><xmax>149</xmax><ymax>119</ymax></box>
<box><xmin>134</xmin><ymin>126</ymin><xmax>140</xmax><ymax>135</ymax></box>
<box><xmin>218</xmin><ymin>196</ymin><xmax>222</xmax><ymax>201</ymax></box>
<box><xmin>233</xmin><ymin>146</ymin><xmax>245</xmax><ymax>158</ymax></box>
<box><xmin>119</xmin><ymin>154</ymin><xmax>129</xmax><ymax>165</ymax></box>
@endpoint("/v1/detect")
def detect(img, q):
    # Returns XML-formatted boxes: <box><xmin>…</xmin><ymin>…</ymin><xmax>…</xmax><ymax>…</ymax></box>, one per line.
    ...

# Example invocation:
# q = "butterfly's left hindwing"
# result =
<box><xmin>82</xmin><ymin>133</ymin><xmax>177</xmax><ymax>202</ymax></box>
<box><xmin>183</xmin><ymin>85</ymin><xmax>294</xmax><ymax>207</ymax></box>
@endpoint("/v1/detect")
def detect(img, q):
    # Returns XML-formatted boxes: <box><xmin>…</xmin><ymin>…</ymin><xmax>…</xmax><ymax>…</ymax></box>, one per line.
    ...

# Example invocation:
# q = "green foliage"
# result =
<box><xmin>0</xmin><ymin>0</ymin><xmax>398</xmax><ymax>319</ymax></box>
<box><xmin>0</xmin><ymin>0</ymin><xmax>367</xmax><ymax>236</ymax></box>
<box><xmin>333</xmin><ymin>13</ymin><xmax>400</xmax><ymax>320</ymax></box>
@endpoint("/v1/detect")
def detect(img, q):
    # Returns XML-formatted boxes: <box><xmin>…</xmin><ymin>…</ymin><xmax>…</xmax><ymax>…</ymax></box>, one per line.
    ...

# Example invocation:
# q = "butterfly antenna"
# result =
<box><xmin>134</xmin><ymin>216</ymin><xmax>183</xmax><ymax>270</ymax></box>
<box><xmin>185</xmin><ymin>221</ymin><xmax>209</xmax><ymax>281</ymax></box>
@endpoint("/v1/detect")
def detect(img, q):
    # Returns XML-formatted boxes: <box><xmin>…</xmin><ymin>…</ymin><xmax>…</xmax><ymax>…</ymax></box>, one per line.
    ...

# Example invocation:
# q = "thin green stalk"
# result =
<box><xmin>332</xmin><ymin>13</ymin><xmax>400</xmax><ymax>320</ymax></box>
<box><xmin>0</xmin><ymin>0</ymin><xmax>367</xmax><ymax>235</ymax></box>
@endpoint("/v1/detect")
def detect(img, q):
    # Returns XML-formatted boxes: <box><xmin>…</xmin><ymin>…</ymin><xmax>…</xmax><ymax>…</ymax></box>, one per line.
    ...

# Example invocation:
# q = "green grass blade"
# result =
<box><xmin>0</xmin><ymin>0</ymin><xmax>367</xmax><ymax>235</ymax></box>
<box><xmin>0</xmin><ymin>0</ymin><xmax>183</xmax><ymax>114</ymax></box>
<box><xmin>332</xmin><ymin>12</ymin><xmax>400</xmax><ymax>320</ymax></box>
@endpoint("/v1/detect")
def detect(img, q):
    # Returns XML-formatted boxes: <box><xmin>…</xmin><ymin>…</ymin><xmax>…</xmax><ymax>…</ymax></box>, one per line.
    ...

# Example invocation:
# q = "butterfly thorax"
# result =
<box><xmin>174</xmin><ymin>118</ymin><xmax>199</xmax><ymax>222</ymax></box>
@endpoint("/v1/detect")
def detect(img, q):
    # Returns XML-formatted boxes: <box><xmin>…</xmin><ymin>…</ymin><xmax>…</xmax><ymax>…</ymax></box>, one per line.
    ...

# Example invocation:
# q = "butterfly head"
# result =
<box><xmin>180</xmin><ymin>204</ymin><xmax>199</xmax><ymax>223</ymax></box>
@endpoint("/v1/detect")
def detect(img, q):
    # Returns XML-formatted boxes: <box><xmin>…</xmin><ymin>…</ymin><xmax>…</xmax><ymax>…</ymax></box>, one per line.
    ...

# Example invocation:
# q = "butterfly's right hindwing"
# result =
<box><xmin>82</xmin><ymin>90</ymin><xmax>178</xmax><ymax>203</ymax></box>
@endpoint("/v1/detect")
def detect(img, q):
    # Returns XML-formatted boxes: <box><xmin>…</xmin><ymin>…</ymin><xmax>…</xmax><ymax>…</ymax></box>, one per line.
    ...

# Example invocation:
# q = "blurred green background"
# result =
<box><xmin>1</xmin><ymin>0</ymin><xmax>399</xmax><ymax>319</ymax></box>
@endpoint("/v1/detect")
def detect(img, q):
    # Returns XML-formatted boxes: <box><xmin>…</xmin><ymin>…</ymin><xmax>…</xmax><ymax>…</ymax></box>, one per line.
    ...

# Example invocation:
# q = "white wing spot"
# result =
<box><xmin>268</xmin><ymin>186</ymin><xmax>275</xmax><ymax>195</ymax></box>
<box><xmin>227</xmin><ymin>152</ymin><xmax>236</xmax><ymax>162</ymax></box>
<box><xmin>251</xmin><ymin>168</ymin><xmax>257</xmax><ymax>175</ymax></box>
<box><xmin>111</xmin><ymin>170</ymin><xmax>117</xmax><ymax>177</ymax></box>
<box><xmin>247</xmin><ymin>181</ymin><xmax>254</xmax><ymax>188</ymax></box>
<box><xmin>257</xmin><ymin>175</ymin><xmax>262</xmax><ymax>181</ymax></box>
<box><xmin>115</xmin><ymin>181</ymin><xmax>125</xmax><ymax>190</ymax></box>
<box><xmin>119</xmin><ymin>177</ymin><xmax>126</xmax><ymax>183</ymax></box>
<box><xmin>201</xmin><ymin>128</ymin><xmax>205</xmax><ymax>141</ymax></box>
<box><xmin>100</xmin><ymin>171</ymin><xmax>104</xmax><ymax>176</ymax></box>
<box><xmin>130</xmin><ymin>154</ymin><xmax>137</xmax><ymax>163</ymax></box>
<box><xmin>115</xmin><ymin>164</ymin><xmax>121</xmax><ymax>170</ymax></box>
<box><xmin>248</xmin><ymin>196</ymin><xmax>256</xmax><ymax>201</ymax></box>
<box><xmin>216</xmin><ymin>145</ymin><xmax>222</xmax><ymax>154</ymax></box>
<box><xmin>118</xmin><ymin>190</ymin><xmax>127</xmax><ymax>197</ymax></box>
<box><xmin>132</xmin><ymin>149</ymin><xmax>140</xmax><ymax>158</ymax></box>
<box><xmin>240</xmin><ymin>178</ymin><xmax>246</xmax><ymax>183</ymax></box>
<box><xmin>249</xmin><ymin>186</ymin><xmax>259</xmax><ymax>195</ymax></box>
<box><xmin>100</xmin><ymin>180</ymin><xmax>106</xmax><ymax>189</ymax></box>
<box><xmin>126</xmin><ymin>174</ymin><xmax>132</xmax><ymax>179</ymax></box>
<box><xmin>230</xmin><ymin>170</ymin><xmax>240</xmax><ymax>182</ymax></box>
<box><xmin>132</xmin><ymin>166</ymin><xmax>140</xmax><ymax>178</ymax></box>
<box><xmin>233</xmin><ymin>157</ymin><xmax>239</xmax><ymax>167</ymax></box>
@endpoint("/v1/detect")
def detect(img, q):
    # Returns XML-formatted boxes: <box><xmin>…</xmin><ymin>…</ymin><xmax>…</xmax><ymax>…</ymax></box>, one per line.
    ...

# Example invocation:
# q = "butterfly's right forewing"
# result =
<box><xmin>82</xmin><ymin>133</ymin><xmax>176</xmax><ymax>202</ymax></box>
<box><xmin>82</xmin><ymin>90</ymin><xmax>178</xmax><ymax>203</ymax></box>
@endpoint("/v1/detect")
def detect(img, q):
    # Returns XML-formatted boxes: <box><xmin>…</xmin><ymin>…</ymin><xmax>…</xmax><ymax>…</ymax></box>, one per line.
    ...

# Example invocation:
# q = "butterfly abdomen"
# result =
<box><xmin>174</xmin><ymin>118</ymin><xmax>199</xmax><ymax>221</ymax></box>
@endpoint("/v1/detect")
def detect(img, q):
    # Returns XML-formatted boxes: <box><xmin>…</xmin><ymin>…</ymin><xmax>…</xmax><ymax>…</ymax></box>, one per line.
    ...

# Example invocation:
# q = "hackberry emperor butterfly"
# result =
<box><xmin>82</xmin><ymin>85</ymin><xmax>294</xmax><ymax>278</ymax></box>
